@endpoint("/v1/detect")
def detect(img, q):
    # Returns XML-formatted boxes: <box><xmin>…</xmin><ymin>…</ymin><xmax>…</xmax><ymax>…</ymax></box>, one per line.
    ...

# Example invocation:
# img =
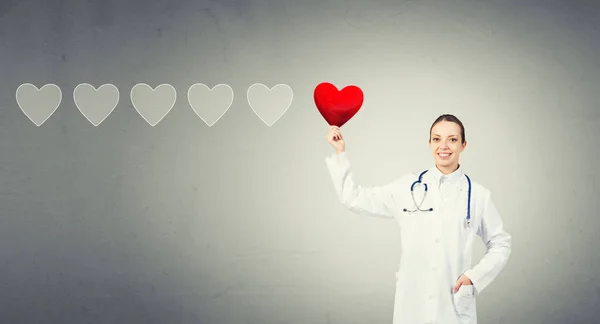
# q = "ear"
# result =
<box><xmin>461</xmin><ymin>140</ymin><xmax>467</xmax><ymax>151</ymax></box>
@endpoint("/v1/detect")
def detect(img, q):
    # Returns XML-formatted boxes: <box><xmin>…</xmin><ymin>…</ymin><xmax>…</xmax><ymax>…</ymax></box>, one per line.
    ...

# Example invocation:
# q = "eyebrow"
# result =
<box><xmin>432</xmin><ymin>134</ymin><xmax>457</xmax><ymax>137</ymax></box>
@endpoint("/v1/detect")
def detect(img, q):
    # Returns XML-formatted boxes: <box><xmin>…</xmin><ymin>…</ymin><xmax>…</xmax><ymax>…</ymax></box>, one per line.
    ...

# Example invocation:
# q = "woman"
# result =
<box><xmin>324</xmin><ymin>114</ymin><xmax>511</xmax><ymax>324</ymax></box>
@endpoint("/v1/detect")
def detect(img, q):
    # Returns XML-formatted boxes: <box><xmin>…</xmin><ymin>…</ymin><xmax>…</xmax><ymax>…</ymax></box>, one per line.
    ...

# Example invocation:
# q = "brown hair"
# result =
<box><xmin>429</xmin><ymin>114</ymin><xmax>466</xmax><ymax>144</ymax></box>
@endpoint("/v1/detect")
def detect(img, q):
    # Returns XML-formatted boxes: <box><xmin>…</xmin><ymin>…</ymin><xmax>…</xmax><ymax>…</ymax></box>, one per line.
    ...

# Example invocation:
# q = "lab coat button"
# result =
<box><xmin>434</xmin><ymin>238</ymin><xmax>440</xmax><ymax>243</ymax></box>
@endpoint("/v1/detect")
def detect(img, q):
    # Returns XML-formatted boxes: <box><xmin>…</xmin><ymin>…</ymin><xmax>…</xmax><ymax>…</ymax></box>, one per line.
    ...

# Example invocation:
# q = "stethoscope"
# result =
<box><xmin>402</xmin><ymin>170</ymin><xmax>472</xmax><ymax>227</ymax></box>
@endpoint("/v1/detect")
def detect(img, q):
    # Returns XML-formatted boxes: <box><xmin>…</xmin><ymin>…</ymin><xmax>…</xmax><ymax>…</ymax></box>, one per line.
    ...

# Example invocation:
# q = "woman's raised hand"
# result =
<box><xmin>327</xmin><ymin>125</ymin><xmax>345</xmax><ymax>154</ymax></box>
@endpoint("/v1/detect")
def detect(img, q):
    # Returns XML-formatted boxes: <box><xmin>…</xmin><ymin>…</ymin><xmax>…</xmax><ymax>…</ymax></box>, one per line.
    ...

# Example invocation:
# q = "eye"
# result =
<box><xmin>451</xmin><ymin>138</ymin><xmax>457</xmax><ymax>142</ymax></box>
<box><xmin>432</xmin><ymin>138</ymin><xmax>439</xmax><ymax>142</ymax></box>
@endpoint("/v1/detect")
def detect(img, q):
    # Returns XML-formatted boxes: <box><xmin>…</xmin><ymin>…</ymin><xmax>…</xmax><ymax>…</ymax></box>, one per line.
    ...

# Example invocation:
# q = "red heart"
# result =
<box><xmin>314</xmin><ymin>82</ymin><xmax>363</xmax><ymax>127</ymax></box>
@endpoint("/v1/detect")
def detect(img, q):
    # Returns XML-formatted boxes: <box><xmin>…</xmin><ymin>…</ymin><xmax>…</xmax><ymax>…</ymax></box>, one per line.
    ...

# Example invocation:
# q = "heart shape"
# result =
<box><xmin>16</xmin><ymin>83</ymin><xmax>62</xmax><ymax>126</ymax></box>
<box><xmin>314</xmin><ymin>82</ymin><xmax>363</xmax><ymax>127</ymax></box>
<box><xmin>247</xmin><ymin>83</ymin><xmax>293</xmax><ymax>127</ymax></box>
<box><xmin>130</xmin><ymin>83</ymin><xmax>177</xmax><ymax>126</ymax></box>
<box><xmin>187</xmin><ymin>83</ymin><xmax>234</xmax><ymax>127</ymax></box>
<box><xmin>73</xmin><ymin>83</ymin><xmax>120</xmax><ymax>126</ymax></box>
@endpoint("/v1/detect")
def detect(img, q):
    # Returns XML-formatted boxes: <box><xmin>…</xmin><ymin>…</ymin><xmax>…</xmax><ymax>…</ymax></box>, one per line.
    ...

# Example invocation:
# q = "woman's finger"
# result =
<box><xmin>453</xmin><ymin>281</ymin><xmax>462</xmax><ymax>293</ymax></box>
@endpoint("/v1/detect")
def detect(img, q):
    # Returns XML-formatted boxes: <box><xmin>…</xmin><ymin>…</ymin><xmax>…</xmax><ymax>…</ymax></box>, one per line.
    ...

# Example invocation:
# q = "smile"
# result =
<box><xmin>438</xmin><ymin>153</ymin><xmax>452</xmax><ymax>158</ymax></box>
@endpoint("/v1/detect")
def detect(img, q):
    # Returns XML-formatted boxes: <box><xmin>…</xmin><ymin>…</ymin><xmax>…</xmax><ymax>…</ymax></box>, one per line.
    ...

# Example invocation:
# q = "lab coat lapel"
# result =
<box><xmin>422</xmin><ymin>170</ymin><xmax>442</xmax><ymax>209</ymax></box>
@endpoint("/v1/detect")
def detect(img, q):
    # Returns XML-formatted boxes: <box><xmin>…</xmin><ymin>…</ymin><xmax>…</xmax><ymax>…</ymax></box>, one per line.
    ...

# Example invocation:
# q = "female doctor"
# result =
<box><xmin>324</xmin><ymin>114</ymin><xmax>511</xmax><ymax>324</ymax></box>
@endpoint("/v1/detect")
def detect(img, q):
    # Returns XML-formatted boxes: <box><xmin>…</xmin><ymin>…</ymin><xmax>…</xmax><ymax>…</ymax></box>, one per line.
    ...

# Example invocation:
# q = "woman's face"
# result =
<box><xmin>429</xmin><ymin>121</ymin><xmax>466</xmax><ymax>169</ymax></box>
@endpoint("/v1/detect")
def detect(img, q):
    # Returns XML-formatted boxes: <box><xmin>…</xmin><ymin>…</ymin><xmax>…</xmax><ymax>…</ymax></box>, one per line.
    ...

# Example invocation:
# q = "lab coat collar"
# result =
<box><xmin>426</xmin><ymin>164</ymin><xmax>467</xmax><ymax>190</ymax></box>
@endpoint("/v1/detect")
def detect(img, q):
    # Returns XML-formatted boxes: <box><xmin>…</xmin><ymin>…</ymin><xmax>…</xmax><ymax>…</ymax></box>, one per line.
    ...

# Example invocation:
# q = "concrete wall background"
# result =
<box><xmin>1</xmin><ymin>0</ymin><xmax>599</xmax><ymax>323</ymax></box>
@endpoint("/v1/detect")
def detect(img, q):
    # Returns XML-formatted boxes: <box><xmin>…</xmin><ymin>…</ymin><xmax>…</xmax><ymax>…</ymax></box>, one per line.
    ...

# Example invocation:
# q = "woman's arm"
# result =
<box><xmin>325</xmin><ymin>151</ymin><xmax>401</xmax><ymax>218</ymax></box>
<box><xmin>463</xmin><ymin>191</ymin><xmax>512</xmax><ymax>294</ymax></box>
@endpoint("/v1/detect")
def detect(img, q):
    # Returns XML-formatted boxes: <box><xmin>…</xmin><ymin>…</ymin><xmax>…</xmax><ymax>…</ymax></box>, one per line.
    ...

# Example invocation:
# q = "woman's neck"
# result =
<box><xmin>436</xmin><ymin>163</ymin><xmax>459</xmax><ymax>175</ymax></box>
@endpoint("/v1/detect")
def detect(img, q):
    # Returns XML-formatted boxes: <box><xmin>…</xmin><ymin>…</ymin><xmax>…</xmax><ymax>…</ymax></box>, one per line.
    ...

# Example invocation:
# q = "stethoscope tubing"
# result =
<box><xmin>403</xmin><ymin>170</ymin><xmax>472</xmax><ymax>226</ymax></box>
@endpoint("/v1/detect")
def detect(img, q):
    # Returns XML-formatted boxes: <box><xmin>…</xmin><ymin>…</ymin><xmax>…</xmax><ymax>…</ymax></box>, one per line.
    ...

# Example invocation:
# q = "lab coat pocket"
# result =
<box><xmin>453</xmin><ymin>285</ymin><xmax>476</xmax><ymax>323</ymax></box>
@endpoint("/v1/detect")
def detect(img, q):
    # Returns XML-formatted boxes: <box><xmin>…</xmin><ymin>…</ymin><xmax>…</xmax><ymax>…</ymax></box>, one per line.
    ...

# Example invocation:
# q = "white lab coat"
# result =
<box><xmin>325</xmin><ymin>152</ymin><xmax>511</xmax><ymax>324</ymax></box>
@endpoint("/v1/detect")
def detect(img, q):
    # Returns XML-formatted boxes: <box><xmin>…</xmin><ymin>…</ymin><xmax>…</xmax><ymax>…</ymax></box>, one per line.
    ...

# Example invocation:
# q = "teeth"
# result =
<box><xmin>439</xmin><ymin>153</ymin><xmax>450</xmax><ymax>157</ymax></box>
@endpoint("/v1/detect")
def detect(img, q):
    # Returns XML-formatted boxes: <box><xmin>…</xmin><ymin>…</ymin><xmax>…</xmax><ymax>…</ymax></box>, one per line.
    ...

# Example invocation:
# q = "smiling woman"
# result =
<box><xmin>324</xmin><ymin>114</ymin><xmax>512</xmax><ymax>324</ymax></box>
<box><xmin>429</xmin><ymin>114</ymin><xmax>467</xmax><ymax>174</ymax></box>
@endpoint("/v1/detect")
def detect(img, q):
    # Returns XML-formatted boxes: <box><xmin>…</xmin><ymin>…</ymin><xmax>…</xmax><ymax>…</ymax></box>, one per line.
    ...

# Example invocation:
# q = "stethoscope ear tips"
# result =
<box><xmin>402</xmin><ymin>208</ymin><xmax>408</xmax><ymax>212</ymax></box>
<box><xmin>428</xmin><ymin>208</ymin><xmax>433</xmax><ymax>211</ymax></box>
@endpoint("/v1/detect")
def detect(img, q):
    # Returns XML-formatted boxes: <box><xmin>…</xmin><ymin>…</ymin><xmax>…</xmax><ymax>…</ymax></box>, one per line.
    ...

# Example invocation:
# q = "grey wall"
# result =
<box><xmin>1</xmin><ymin>0</ymin><xmax>599</xmax><ymax>323</ymax></box>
